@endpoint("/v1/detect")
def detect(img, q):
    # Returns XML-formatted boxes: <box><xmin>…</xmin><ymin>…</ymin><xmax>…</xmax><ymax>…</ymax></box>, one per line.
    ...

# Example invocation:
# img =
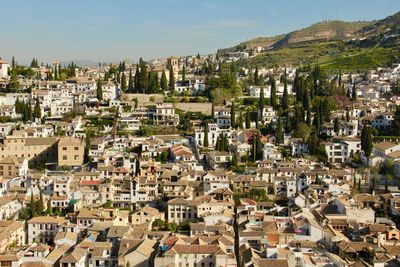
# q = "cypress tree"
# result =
<box><xmin>30</xmin><ymin>194</ymin><xmax>38</xmax><ymax>218</ymax></box>
<box><xmin>276</xmin><ymin>117</ymin><xmax>283</xmax><ymax>145</ymax></box>
<box><xmin>270</xmin><ymin>76</ymin><xmax>277</xmax><ymax>109</ymax></box>
<box><xmin>46</xmin><ymin>200</ymin><xmax>53</xmax><ymax>216</ymax></box>
<box><xmin>54</xmin><ymin>66</ymin><xmax>58</xmax><ymax>80</ymax></box>
<box><xmin>134</xmin><ymin>64</ymin><xmax>140</xmax><ymax>92</ymax></box>
<box><xmin>351</xmin><ymin>82</ymin><xmax>357</xmax><ymax>101</ymax></box>
<box><xmin>182</xmin><ymin>65</ymin><xmax>186</xmax><ymax>82</ymax></box>
<box><xmin>361</xmin><ymin>126</ymin><xmax>373</xmax><ymax>160</ymax></box>
<box><xmin>245</xmin><ymin>109</ymin><xmax>251</xmax><ymax>129</ymax></box>
<box><xmin>238</xmin><ymin>111</ymin><xmax>244</xmax><ymax>129</ymax></box>
<box><xmin>27</xmin><ymin>99</ymin><xmax>32</xmax><ymax>121</ymax></box>
<box><xmin>230</xmin><ymin>103</ymin><xmax>236</xmax><ymax>128</ymax></box>
<box><xmin>313</xmin><ymin>109</ymin><xmax>320</xmax><ymax>132</ymax></box>
<box><xmin>47</xmin><ymin>70</ymin><xmax>53</xmax><ymax>81</ymax></box>
<box><xmin>161</xmin><ymin>70</ymin><xmax>168</xmax><ymax>92</ymax></box>
<box><xmin>282</xmin><ymin>79</ymin><xmax>289</xmax><ymax>112</ymax></box>
<box><xmin>306</xmin><ymin>110</ymin><xmax>311</xmax><ymax>126</ymax></box>
<box><xmin>254</xmin><ymin>67</ymin><xmax>260</xmax><ymax>85</ymax></box>
<box><xmin>121</xmin><ymin>73</ymin><xmax>127</xmax><ymax>92</ymax></box>
<box><xmin>215</xmin><ymin>136</ymin><xmax>220</xmax><ymax>151</ymax></box>
<box><xmin>255</xmin><ymin>130</ymin><xmax>263</xmax><ymax>160</ymax></box>
<box><xmin>168</xmin><ymin>67</ymin><xmax>175</xmax><ymax>93</ymax></box>
<box><xmin>211</xmin><ymin>101</ymin><xmax>215</xmax><ymax>118</ymax></box>
<box><xmin>128</xmin><ymin>70</ymin><xmax>133</xmax><ymax>93</ymax></box>
<box><xmin>259</xmin><ymin>87</ymin><xmax>265</xmax><ymax>122</ymax></box>
<box><xmin>38</xmin><ymin>190</ymin><xmax>44</xmax><ymax>215</ymax></box>
<box><xmin>154</xmin><ymin>72</ymin><xmax>159</xmax><ymax>91</ymax></box>
<box><xmin>147</xmin><ymin>72</ymin><xmax>156</xmax><ymax>94</ymax></box>
<box><xmin>34</xmin><ymin>98</ymin><xmax>41</xmax><ymax>120</ymax></box>
<box><xmin>203</xmin><ymin>123</ymin><xmax>209</xmax><ymax>147</ymax></box>
<box><xmin>139</xmin><ymin>61</ymin><xmax>148</xmax><ymax>93</ymax></box>
<box><xmin>334</xmin><ymin>117</ymin><xmax>340</xmax><ymax>135</ymax></box>
<box><xmin>97</xmin><ymin>79</ymin><xmax>103</xmax><ymax>100</ymax></box>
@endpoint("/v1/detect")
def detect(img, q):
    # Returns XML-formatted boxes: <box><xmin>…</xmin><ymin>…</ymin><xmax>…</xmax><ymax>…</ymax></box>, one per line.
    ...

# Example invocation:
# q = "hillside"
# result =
<box><xmin>224</xmin><ymin>11</ymin><xmax>400</xmax><ymax>73</ymax></box>
<box><xmin>219</xmin><ymin>20</ymin><xmax>372</xmax><ymax>53</ymax></box>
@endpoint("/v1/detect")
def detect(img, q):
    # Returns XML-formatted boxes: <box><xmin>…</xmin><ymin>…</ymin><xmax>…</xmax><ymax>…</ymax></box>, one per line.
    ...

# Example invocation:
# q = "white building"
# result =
<box><xmin>27</xmin><ymin>216</ymin><xmax>68</xmax><ymax>244</ymax></box>
<box><xmin>0</xmin><ymin>59</ymin><xmax>10</xmax><ymax>78</ymax></box>
<box><xmin>325</xmin><ymin>137</ymin><xmax>361</xmax><ymax>163</ymax></box>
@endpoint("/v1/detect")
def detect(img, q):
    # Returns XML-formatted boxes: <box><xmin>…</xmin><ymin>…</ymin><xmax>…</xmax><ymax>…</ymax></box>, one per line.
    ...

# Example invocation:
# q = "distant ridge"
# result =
<box><xmin>60</xmin><ymin>60</ymin><xmax>98</xmax><ymax>67</ymax></box>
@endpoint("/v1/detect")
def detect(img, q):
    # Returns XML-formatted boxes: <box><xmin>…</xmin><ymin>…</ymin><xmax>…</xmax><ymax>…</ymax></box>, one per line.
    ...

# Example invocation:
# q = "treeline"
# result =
<box><xmin>5</xmin><ymin>56</ymin><xmax>77</xmax><ymax>92</ymax></box>
<box><xmin>15</xmin><ymin>97</ymin><xmax>41</xmax><ymax>122</ymax></box>
<box><xmin>104</xmin><ymin>58</ymin><xmax>171</xmax><ymax>94</ymax></box>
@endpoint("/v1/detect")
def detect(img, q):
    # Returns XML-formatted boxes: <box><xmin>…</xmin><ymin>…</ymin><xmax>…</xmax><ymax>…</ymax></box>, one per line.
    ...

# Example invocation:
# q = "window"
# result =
<box><xmin>63</xmin><ymin>155</ymin><xmax>67</xmax><ymax>160</ymax></box>
<box><xmin>62</xmin><ymin>147</ymin><xmax>67</xmax><ymax>151</ymax></box>
<box><xmin>74</xmin><ymin>147</ymin><xmax>79</xmax><ymax>151</ymax></box>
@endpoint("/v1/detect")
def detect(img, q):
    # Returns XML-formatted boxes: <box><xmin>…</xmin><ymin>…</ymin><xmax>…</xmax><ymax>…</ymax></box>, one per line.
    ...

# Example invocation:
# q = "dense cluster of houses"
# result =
<box><xmin>0</xmin><ymin>54</ymin><xmax>399</xmax><ymax>267</ymax></box>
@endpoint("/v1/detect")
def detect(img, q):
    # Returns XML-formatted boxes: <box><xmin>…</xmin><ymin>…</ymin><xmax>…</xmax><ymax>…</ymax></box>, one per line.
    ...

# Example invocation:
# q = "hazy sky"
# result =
<box><xmin>1</xmin><ymin>0</ymin><xmax>399</xmax><ymax>65</ymax></box>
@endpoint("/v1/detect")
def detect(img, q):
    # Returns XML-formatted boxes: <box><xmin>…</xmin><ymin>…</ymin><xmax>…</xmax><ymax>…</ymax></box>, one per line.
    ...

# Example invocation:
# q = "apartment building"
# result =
<box><xmin>325</xmin><ymin>137</ymin><xmax>361</xmax><ymax>163</ymax></box>
<box><xmin>154</xmin><ymin>103</ymin><xmax>179</xmax><ymax>126</ymax></box>
<box><xmin>0</xmin><ymin>155</ymin><xmax>28</xmax><ymax>179</ymax></box>
<box><xmin>27</xmin><ymin>216</ymin><xmax>68</xmax><ymax>244</ymax></box>
<box><xmin>57</xmin><ymin>137</ymin><xmax>84</xmax><ymax>167</ymax></box>
<box><xmin>0</xmin><ymin>135</ymin><xmax>58</xmax><ymax>166</ymax></box>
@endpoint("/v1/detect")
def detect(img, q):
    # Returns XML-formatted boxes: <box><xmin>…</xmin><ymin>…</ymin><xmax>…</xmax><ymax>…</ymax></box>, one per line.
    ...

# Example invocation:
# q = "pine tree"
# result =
<box><xmin>270</xmin><ymin>76</ymin><xmax>277</xmax><ymax>109</ymax></box>
<box><xmin>230</xmin><ymin>103</ymin><xmax>236</xmax><ymax>128</ymax></box>
<box><xmin>203</xmin><ymin>123</ymin><xmax>209</xmax><ymax>147</ymax></box>
<box><xmin>97</xmin><ymin>79</ymin><xmax>103</xmax><ymax>100</ymax></box>
<box><xmin>161</xmin><ymin>70</ymin><xmax>168</xmax><ymax>92</ymax></box>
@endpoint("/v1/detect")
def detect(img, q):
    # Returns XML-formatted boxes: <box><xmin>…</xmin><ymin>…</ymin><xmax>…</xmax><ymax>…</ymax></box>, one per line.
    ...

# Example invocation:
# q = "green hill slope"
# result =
<box><xmin>225</xmin><ymin>11</ymin><xmax>400</xmax><ymax>73</ymax></box>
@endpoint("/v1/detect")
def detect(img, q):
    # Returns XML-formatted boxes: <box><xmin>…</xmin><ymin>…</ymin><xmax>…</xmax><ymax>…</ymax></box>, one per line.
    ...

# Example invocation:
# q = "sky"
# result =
<box><xmin>1</xmin><ymin>0</ymin><xmax>400</xmax><ymax>65</ymax></box>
